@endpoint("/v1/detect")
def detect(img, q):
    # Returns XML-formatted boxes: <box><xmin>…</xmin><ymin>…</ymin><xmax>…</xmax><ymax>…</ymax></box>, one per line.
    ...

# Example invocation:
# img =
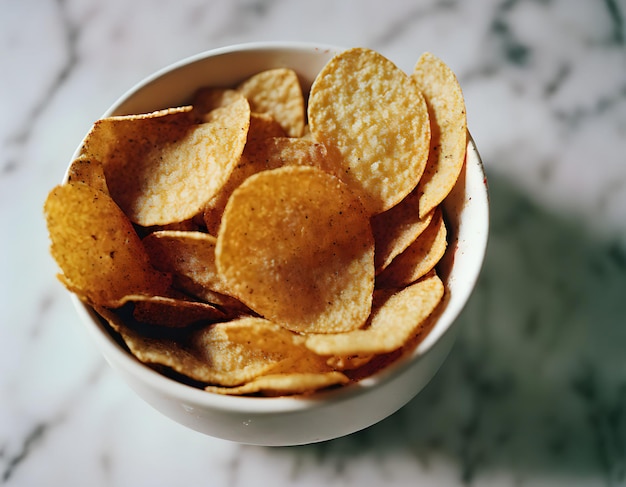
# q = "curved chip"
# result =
<box><xmin>237</xmin><ymin>68</ymin><xmax>305</xmax><ymax>137</ymax></box>
<box><xmin>308</xmin><ymin>47</ymin><xmax>430</xmax><ymax>214</ymax></box>
<box><xmin>66</xmin><ymin>156</ymin><xmax>109</xmax><ymax>194</ymax></box>
<box><xmin>190</xmin><ymin>87</ymin><xmax>242</xmax><ymax>118</ymax></box>
<box><xmin>376</xmin><ymin>208</ymin><xmax>447</xmax><ymax>288</ymax></box>
<box><xmin>129</xmin><ymin>295</ymin><xmax>225</xmax><ymax>327</ymax></box>
<box><xmin>304</xmin><ymin>272</ymin><xmax>444</xmax><ymax>356</ymax></box>
<box><xmin>44</xmin><ymin>182</ymin><xmax>171</xmax><ymax>307</ymax></box>
<box><xmin>97</xmin><ymin>313</ymin><xmax>314</xmax><ymax>387</ymax></box>
<box><xmin>205</xmin><ymin>372</ymin><xmax>350</xmax><ymax>396</ymax></box>
<box><xmin>412</xmin><ymin>52</ymin><xmax>467</xmax><ymax>218</ymax></box>
<box><xmin>203</xmin><ymin>112</ymin><xmax>288</xmax><ymax>235</ymax></box>
<box><xmin>216</xmin><ymin>166</ymin><xmax>375</xmax><ymax>334</ymax></box>
<box><xmin>80</xmin><ymin>101</ymin><xmax>250</xmax><ymax>226</ymax></box>
<box><xmin>142</xmin><ymin>230</ymin><xmax>231</xmax><ymax>296</ymax></box>
<box><xmin>372</xmin><ymin>190</ymin><xmax>435</xmax><ymax>273</ymax></box>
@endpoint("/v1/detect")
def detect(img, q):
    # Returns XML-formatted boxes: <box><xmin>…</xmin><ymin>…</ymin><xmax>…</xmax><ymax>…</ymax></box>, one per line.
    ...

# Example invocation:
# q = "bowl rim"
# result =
<box><xmin>101</xmin><ymin>41</ymin><xmax>346</xmax><ymax>118</ymax></box>
<box><xmin>69</xmin><ymin>41</ymin><xmax>490</xmax><ymax>415</ymax></box>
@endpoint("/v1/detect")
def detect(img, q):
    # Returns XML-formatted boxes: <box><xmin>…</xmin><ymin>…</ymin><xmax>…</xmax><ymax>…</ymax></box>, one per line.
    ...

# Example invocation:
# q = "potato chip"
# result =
<box><xmin>371</xmin><ymin>189</ymin><xmax>435</xmax><ymax>273</ymax></box>
<box><xmin>66</xmin><ymin>156</ymin><xmax>109</xmax><ymax>194</ymax></box>
<box><xmin>141</xmin><ymin>231</ymin><xmax>251</xmax><ymax>314</ymax></box>
<box><xmin>202</xmin><ymin>113</ymin><xmax>287</xmax><ymax>235</ymax></box>
<box><xmin>205</xmin><ymin>371</ymin><xmax>350</xmax><ymax>396</ymax></box>
<box><xmin>304</xmin><ymin>271</ymin><xmax>444</xmax><ymax>356</ymax></box>
<box><xmin>190</xmin><ymin>87</ymin><xmax>242</xmax><ymax>117</ymax></box>
<box><xmin>129</xmin><ymin>295</ymin><xmax>225</xmax><ymax>327</ymax></box>
<box><xmin>99</xmin><ymin>312</ymin><xmax>313</xmax><ymax>386</ymax></box>
<box><xmin>44</xmin><ymin>183</ymin><xmax>171</xmax><ymax>307</ymax></box>
<box><xmin>376</xmin><ymin>208</ymin><xmax>447</xmax><ymax>288</ymax></box>
<box><xmin>237</xmin><ymin>68</ymin><xmax>305</xmax><ymax>137</ymax></box>
<box><xmin>216</xmin><ymin>166</ymin><xmax>374</xmax><ymax>334</ymax></box>
<box><xmin>308</xmin><ymin>47</ymin><xmax>430</xmax><ymax>214</ymax></box>
<box><xmin>246</xmin><ymin>112</ymin><xmax>287</xmax><ymax>141</ymax></box>
<box><xmin>412</xmin><ymin>52</ymin><xmax>467</xmax><ymax>218</ymax></box>
<box><xmin>80</xmin><ymin>102</ymin><xmax>250</xmax><ymax>226</ymax></box>
<box><xmin>220</xmin><ymin>321</ymin><xmax>332</xmax><ymax>374</ymax></box>
<box><xmin>166</xmin><ymin>275</ymin><xmax>251</xmax><ymax>315</ymax></box>
<box><xmin>142</xmin><ymin>230</ymin><xmax>231</xmax><ymax>297</ymax></box>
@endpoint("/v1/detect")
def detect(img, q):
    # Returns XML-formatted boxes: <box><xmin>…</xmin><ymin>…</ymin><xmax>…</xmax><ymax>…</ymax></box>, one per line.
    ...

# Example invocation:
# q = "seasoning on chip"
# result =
<box><xmin>237</xmin><ymin>68</ymin><xmax>305</xmax><ymax>137</ymax></box>
<box><xmin>66</xmin><ymin>156</ymin><xmax>109</xmax><ymax>194</ymax></box>
<box><xmin>44</xmin><ymin>47</ymin><xmax>469</xmax><ymax>396</ymax></box>
<box><xmin>44</xmin><ymin>182</ymin><xmax>171</xmax><ymax>307</ymax></box>
<box><xmin>216</xmin><ymin>165</ymin><xmax>375</xmax><ymax>334</ymax></box>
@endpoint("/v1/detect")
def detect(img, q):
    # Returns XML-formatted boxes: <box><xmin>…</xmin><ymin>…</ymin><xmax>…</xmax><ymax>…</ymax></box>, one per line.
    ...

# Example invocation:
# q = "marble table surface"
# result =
<box><xmin>2</xmin><ymin>0</ymin><xmax>626</xmax><ymax>485</ymax></box>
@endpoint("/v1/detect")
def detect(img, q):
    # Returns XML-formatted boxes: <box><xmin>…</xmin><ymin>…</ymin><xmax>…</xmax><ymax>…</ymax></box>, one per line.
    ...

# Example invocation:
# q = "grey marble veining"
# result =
<box><xmin>1</xmin><ymin>0</ymin><xmax>625</xmax><ymax>485</ymax></box>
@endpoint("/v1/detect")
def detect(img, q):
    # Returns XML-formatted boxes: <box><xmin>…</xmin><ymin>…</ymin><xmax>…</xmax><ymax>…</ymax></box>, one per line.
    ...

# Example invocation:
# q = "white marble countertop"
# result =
<box><xmin>2</xmin><ymin>0</ymin><xmax>626</xmax><ymax>485</ymax></box>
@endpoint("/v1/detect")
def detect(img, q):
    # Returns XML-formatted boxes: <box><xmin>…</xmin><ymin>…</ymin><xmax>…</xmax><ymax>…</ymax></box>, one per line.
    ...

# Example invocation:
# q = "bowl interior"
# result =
<box><xmin>72</xmin><ymin>42</ymin><xmax>489</xmax><ymax>416</ymax></box>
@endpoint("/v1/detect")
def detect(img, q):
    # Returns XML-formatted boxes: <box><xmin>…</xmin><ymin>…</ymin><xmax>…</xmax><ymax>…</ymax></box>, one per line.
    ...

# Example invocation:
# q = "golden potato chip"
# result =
<box><xmin>220</xmin><ymin>321</ymin><xmax>332</xmax><ymax>374</ymax></box>
<box><xmin>237</xmin><ymin>68</ymin><xmax>305</xmax><ymax>137</ymax></box>
<box><xmin>44</xmin><ymin>182</ymin><xmax>171</xmax><ymax>307</ymax></box>
<box><xmin>371</xmin><ymin>189</ymin><xmax>435</xmax><ymax>273</ymax></box>
<box><xmin>244</xmin><ymin>136</ymin><xmax>332</xmax><ymax>173</ymax></box>
<box><xmin>169</xmin><ymin>275</ymin><xmax>251</xmax><ymax>315</ymax></box>
<box><xmin>129</xmin><ymin>295</ymin><xmax>225</xmax><ymax>327</ymax></box>
<box><xmin>98</xmin><ymin>312</ymin><xmax>312</xmax><ymax>386</ymax></box>
<box><xmin>376</xmin><ymin>208</ymin><xmax>447</xmax><ymax>288</ymax></box>
<box><xmin>412</xmin><ymin>52</ymin><xmax>467</xmax><ymax>218</ymax></box>
<box><xmin>304</xmin><ymin>271</ymin><xmax>444</xmax><ymax>356</ymax></box>
<box><xmin>142</xmin><ymin>230</ymin><xmax>231</xmax><ymax>296</ymax></box>
<box><xmin>190</xmin><ymin>87</ymin><xmax>242</xmax><ymax>117</ymax></box>
<box><xmin>80</xmin><ymin>102</ymin><xmax>250</xmax><ymax>226</ymax></box>
<box><xmin>216</xmin><ymin>166</ymin><xmax>375</xmax><ymax>334</ymax></box>
<box><xmin>142</xmin><ymin>231</ymin><xmax>250</xmax><ymax>314</ymax></box>
<box><xmin>205</xmin><ymin>372</ymin><xmax>350</xmax><ymax>396</ymax></box>
<box><xmin>66</xmin><ymin>156</ymin><xmax>109</xmax><ymax>194</ymax></box>
<box><xmin>202</xmin><ymin>113</ymin><xmax>287</xmax><ymax>235</ymax></box>
<box><xmin>308</xmin><ymin>47</ymin><xmax>430</xmax><ymax>214</ymax></box>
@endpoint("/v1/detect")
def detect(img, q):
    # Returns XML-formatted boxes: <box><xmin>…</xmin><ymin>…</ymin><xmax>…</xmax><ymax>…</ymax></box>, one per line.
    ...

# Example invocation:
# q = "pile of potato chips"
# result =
<box><xmin>44</xmin><ymin>48</ymin><xmax>467</xmax><ymax>396</ymax></box>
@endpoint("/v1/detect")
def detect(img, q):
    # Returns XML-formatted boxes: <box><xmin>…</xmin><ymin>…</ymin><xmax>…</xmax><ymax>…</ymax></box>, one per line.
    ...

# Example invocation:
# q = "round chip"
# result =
<box><xmin>97</xmin><ymin>312</ymin><xmax>314</xmax><ymax>387</ymax></box>
<box><xmin>412</xmin><ymin>52</ymin><xmax>467</xmax><ymax>218</ymax></box>
<box><xmin>376</xmin><ymin>208</ymin><xmax>447</xmax><ymax>288</ymax></box>
<box><xmin>237</xmin><ymin>68</ymin><xmax>305</xmax><ymax>137</ymax></box>
<box><xmin>142</xmin><ymin>230</ymin><xmax>231</xmax><ymax>296</ymax></box>
<box><xmin>304</xmin><ymin>271</ymin><xmax>444</xmax><ymax>356</ymax></box>
<box><xmin>65</xmin><ymin>156</ymin><xmax>109</xmax><ymax>195</ymax></box>
<box><xmin>44</xmin><ymin>182</ymin><xmax>171</xmax><ymax>307</ymax></box>
<box><xmin>80</xmin><ymin>101</ymin><xmax>250</xmax><ymax>226</ymax></box>
<box><xmin>216</xmin><ymin>166</ymin><xmax>375</xmax><ymax>334</ymax></box>
<box><xmin>308</xmin><ymin>47</ymin><xmax>430</xmax><ymax>214</ymax></box>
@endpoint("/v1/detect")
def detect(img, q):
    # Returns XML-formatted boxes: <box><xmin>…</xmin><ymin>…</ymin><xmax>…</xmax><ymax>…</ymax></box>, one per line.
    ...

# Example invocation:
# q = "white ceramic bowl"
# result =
<box><xmin>69</xmin><ymin>42</ymin><xmax>489</xmax><ymax>446</ymax></box>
